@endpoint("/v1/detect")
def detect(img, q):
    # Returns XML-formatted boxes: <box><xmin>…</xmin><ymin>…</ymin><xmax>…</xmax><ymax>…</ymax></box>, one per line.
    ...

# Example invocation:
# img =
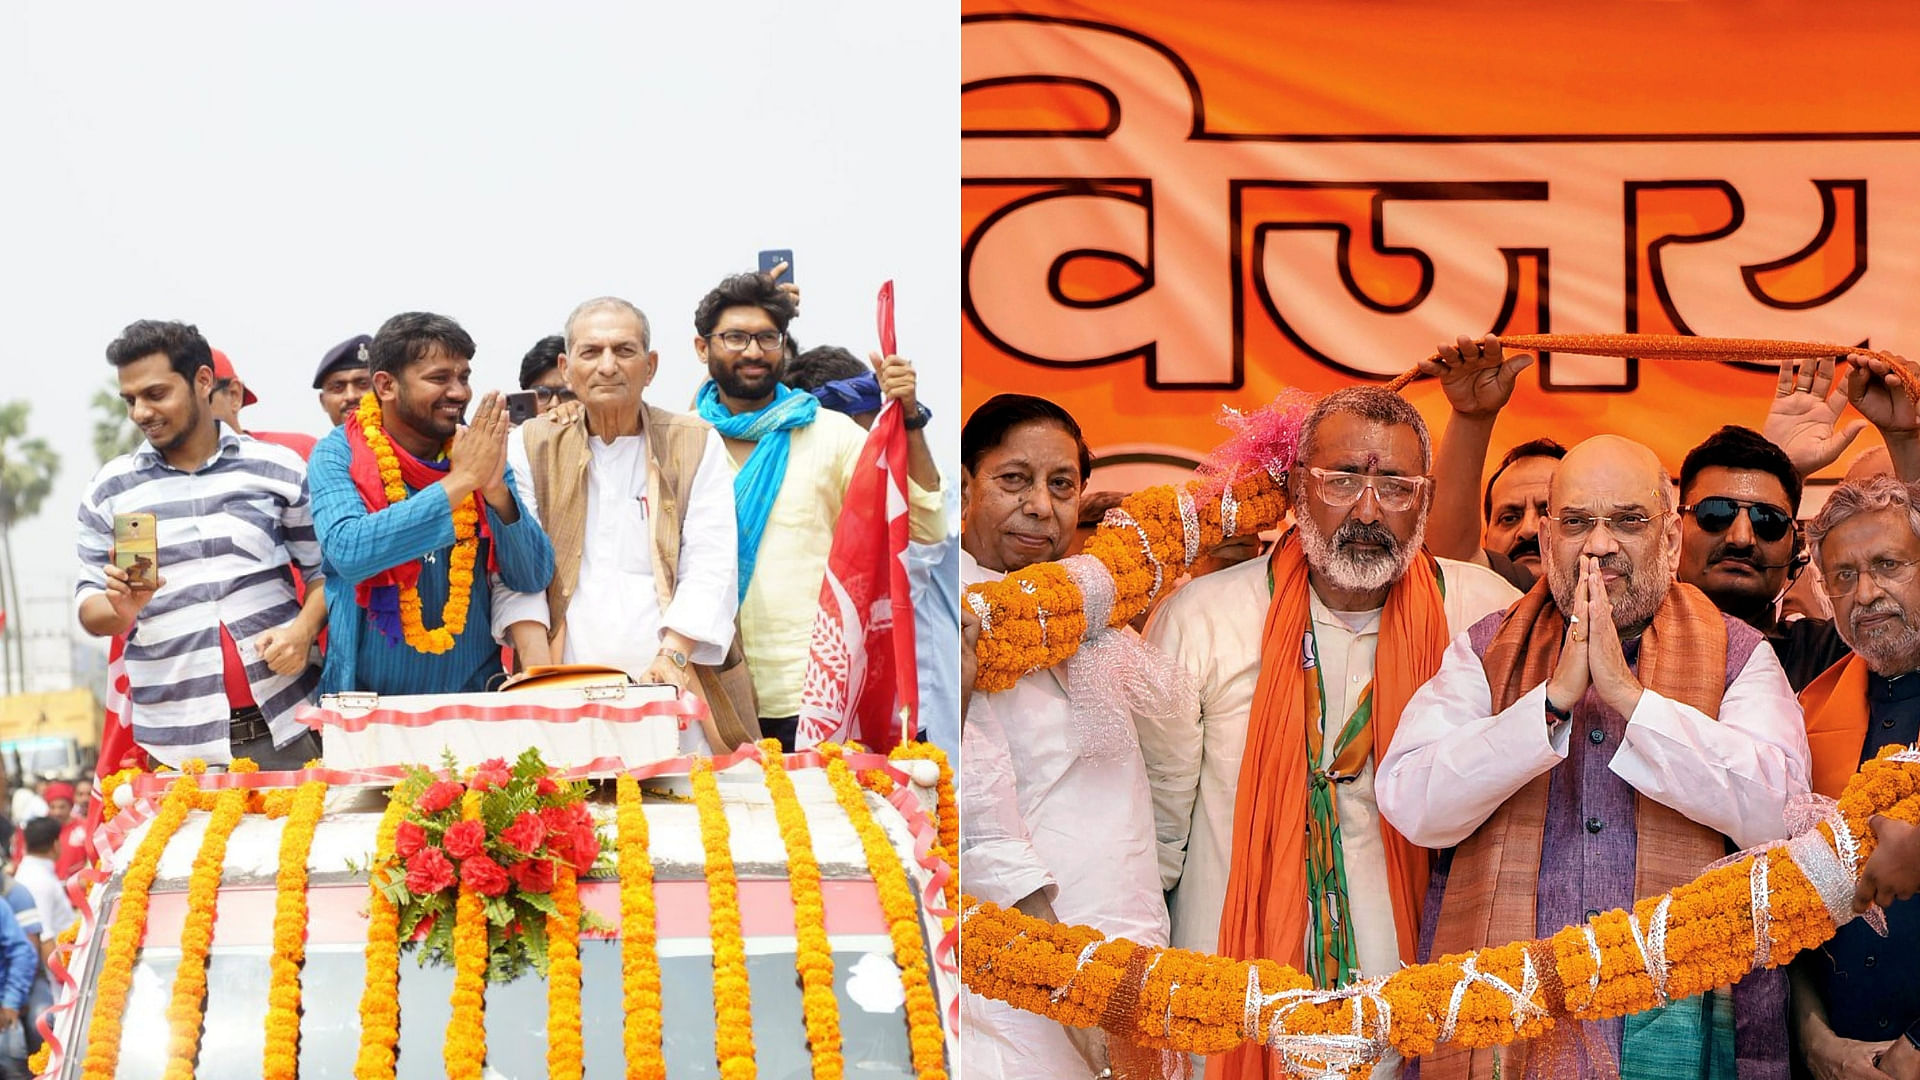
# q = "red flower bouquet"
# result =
<box><xmin>366</xmin><ymin>748</ymin><xmax>608</xmax><ymax>980</ymax></box>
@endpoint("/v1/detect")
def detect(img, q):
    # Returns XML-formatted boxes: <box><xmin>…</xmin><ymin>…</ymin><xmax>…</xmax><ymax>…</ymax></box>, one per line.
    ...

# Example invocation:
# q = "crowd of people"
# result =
<box><xmin>0</xmin><ymin>779</ymin><xmax>94</xmax><ymax>1075</ymax></box>
<box><xmin>958</xmin><ymin>339</ymin><xmax>1920</xmax><ymax>1080</ymax></box>
<box><xmin>72</xmin><ymin>266</ymin><xmax>960</xmax><ymax>773</ymax></box>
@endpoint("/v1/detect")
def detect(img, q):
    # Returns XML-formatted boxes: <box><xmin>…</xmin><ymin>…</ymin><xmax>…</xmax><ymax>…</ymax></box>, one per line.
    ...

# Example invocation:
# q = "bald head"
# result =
<box><xmin>1845</xmin><ymin>445</ymin><xmax>1895</xmax><ymax>483</ymax></box>
<box><xmin>1543</xmin><ymin>435</ymin><xmax>1679</xmax><ymax>632</ymax></box>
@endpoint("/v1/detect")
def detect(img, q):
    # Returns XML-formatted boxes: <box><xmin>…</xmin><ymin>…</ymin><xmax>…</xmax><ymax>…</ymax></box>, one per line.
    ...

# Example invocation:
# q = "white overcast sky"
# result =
<box><xmin>0</xmin><ymin>2</ymin><xmax>957</xmax><ymax>661</ymax></box>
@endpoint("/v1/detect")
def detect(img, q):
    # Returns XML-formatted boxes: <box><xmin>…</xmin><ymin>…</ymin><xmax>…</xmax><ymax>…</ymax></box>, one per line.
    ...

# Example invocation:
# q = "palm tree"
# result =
<box><xmin>92</xmin><ymin>380</ymin><xmax>141</xmax><ymax>466</ymax></box>
<box><xmin>0</xmin><ymin>401</ymin><xmax>62</xmax><ymax>695</ymax></box>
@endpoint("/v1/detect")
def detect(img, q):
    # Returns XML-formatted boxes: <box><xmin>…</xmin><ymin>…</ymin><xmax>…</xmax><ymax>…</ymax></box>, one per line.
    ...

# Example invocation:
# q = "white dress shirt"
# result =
<box><xmin>960</xmin><ymin>550</ymin><xmax>1168</xmax><ymax>1080</ymax></box>
<box><xmin>1376</xmin><ymin>628</ymin><xmax>1811</xmax><ymax>852</ymax></box>
<box><xmin>14</xmin><ymin>855</ymin><xmax>74</xmax><ymax>937</ymax></box>
<box><xmin>1138</xmin><ymin>555</ymin><xmax>1520</xmax><ymax>971</ymax></box>
<box><xmin>500</xmin><ymin>425</ymin><xmax>738</xmax><ymax>677</ymax></box>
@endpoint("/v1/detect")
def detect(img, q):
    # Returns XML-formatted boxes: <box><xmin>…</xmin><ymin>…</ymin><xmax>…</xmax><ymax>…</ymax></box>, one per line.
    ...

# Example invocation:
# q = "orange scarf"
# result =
<box><xmin>1213</xmin><ymin>536</ymin><xmax>1447</xmax><ymax>1080</ymax></box>
<box><xmin>1797</xmin><ymin>654</ymin><xmax>1873</xmax><ymax>798</ymax></box>
<box><xmin>1423</xmin><ymin>579</ymin><xmax>1730</xmax><ymax>1080</ymax></box>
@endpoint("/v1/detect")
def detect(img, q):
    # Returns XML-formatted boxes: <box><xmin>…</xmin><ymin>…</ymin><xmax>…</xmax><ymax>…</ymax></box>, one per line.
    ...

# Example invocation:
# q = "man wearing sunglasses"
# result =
<box><xmin>1794</xmin><ymin>475</ymin><xmax>1920</xmax><ymax>1080</ymax></box>
<box><xmin>1381</xmin><ymin>434</ymin><xmax>1809</xmax><ymax>1080</ymax></box>
<box><xmin>1138</xmin><ymin>387</ymin><xmax>1519</xmax><ymax>1080</ymax></box>
<box><xmin>1676</xmin><ymin>426</ymin><xmax>1850</xmax><ymax>692</ymax></box>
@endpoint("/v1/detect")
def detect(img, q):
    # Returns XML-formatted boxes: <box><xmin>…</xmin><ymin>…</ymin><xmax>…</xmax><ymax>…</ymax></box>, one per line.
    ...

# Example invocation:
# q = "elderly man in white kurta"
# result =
<box><xmin>496</xmin><ymin>298</ymin><xmax>739</xmax><ymax>697</ymax></box>
<box><xmin>1139</xmin><ymin>386</ymin><xmax>1518</xmax><ymax>1080</ymax></box>
<box><xmin>959</xmin><ymin>394</ymin><xmax>1171</xmax><ymax>1080</ymax></box>
<box><xmin>1375</xmin><ymin>434</ymin><xmax>1808</xmax><ymax>1080</ymax></box>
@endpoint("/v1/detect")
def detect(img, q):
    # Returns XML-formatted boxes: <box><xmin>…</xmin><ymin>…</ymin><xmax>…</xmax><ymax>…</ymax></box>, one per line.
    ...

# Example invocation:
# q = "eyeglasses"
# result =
<box><xmin>707</xmin><ymin>330</ymin><xmax>785</xmax><ymax>353</ymax></box>
<box><xmin>532</xmin><ymin>386</ymin><xmax>576</xmax><ymax>404</ymax></box>
<box><xmin>1544</xmin><ymin>510</ymin><xmax>1669</xmax><ymax>539</ymax></box>
<box><xmin>1306</xmin><ymin>467</ymin><xmax>1429</xmax><ymax>512</ymax></box>
<box><xmin>1680</xmin><ymin>497</ymin><xmax>1794</xmax><ymax>543</ymax></box>
<box><xmin>1816</xmin><ymin>557</ymin><xmax>1920</xmax><ymax>600</ymax></box>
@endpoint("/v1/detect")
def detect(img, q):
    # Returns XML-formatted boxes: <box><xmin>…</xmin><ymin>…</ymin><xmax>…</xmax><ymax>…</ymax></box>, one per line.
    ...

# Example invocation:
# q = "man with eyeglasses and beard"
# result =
<box><xmin>1137</xmin><ymin>386</ymin><xmax>1519</xmax><ymax>1080</ymax></box>
<box><xmin>1379</xmin><ymin>434</ymin><xmax>1809</xmax><ymax>1080</ymax></box>
<box><xmin>1790</xmin><ymin>475</ymin><xmax>1920</xmax><ymax>1080</ymax></box>
<box><xmin>689</xmin><ymin>271</ymin><xmax>948</xmax><ymax>750</ymax></box>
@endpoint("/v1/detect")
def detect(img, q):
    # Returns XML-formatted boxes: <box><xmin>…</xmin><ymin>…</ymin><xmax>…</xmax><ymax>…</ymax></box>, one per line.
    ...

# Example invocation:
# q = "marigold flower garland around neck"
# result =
<box><xmin>958</xmin><ymin>745</ymin><xmax>1920</xmax><ymax>1076</ymax></box>
<box><xmin>760</xmin><ymin>742</ymin><xmax>844</xmax><ymax>1080</ymax></box>
<box><xmin>824</xmin><ymin>751</ymin><xmax>948</xmax><ymax>1080</ymax></box>
<box><xmin>355</xmin><ymin>392</ymin><xmax>480</xmax><ymax>655</ymax></box>
<box><xmin>263</xmin><ymin>779</ymin><xmax>329</xmax><ymax>1080</ymax></box>
<box><xmin>444</xmin><ymin>790</ymin><xmax>490</xmax><ymax>1080</ymax></box>
<box><xmin>617</xmin><ymin>774</ymin><xmax>667</xmax><ymax>1080</ymax></box>
<box><xmin>79</xmin><ymin>772</ymin><xmax>202</xmax><ymax>1080</ymax></box>
<box><xmin>692</xmin><ymin>758</ymin><xmax>757</xmax><ymax>1080</ymax></box>
<box><xmin>354</xmin><ymin>783</ymin><xmax>412</xmax><ymax>1080</ymax></box>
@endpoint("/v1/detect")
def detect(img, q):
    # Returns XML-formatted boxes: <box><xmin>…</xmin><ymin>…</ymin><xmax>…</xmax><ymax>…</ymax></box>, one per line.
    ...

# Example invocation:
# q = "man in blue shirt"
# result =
<box><xmin>308</xmin><ymin>312</ymin><xmax>554</xmax><ymax>695</ymax></box>
<box><xmin>0</xmin><ymin>893</ymin><xmax>37</xmax><ymax>1079</ymax></box>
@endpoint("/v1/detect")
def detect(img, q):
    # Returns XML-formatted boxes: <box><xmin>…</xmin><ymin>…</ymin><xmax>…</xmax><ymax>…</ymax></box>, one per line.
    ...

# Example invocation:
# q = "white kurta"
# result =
<box><xmin>960</xmin><ymin>550</ymin><xmax>1169</xmax><ymax>1080</ymax></box>
<box><xmin>1375</xmin><ymin>630</ymin><xmax>1811</xmax><ymax>851</ymax></box>
<box><xmin>1138</xmin><ymin>555</ymin><xmax>1521</xmax><ymax>972</ymax></box>
<box><xmin>499</xmin><ymin>425</ymin><xmax>738</xmax><ymax>677</ymax></box>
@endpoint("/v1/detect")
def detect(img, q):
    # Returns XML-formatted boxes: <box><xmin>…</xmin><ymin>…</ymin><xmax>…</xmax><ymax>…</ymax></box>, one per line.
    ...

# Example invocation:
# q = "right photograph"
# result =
<box><xmin>957</xmin><ymin>3</ymin><xmax>1920</xmax><ymax>1079</ymax></box>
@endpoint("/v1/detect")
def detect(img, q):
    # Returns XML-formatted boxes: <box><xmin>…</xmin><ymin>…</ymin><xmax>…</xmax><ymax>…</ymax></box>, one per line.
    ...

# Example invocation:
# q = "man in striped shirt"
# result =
<box><xmin>76</xmin><ymin>320</ymin><xmax>327</xmax><ymax>770</ymax></box>
<box><xmin>307</xmin><ymin>312</ymin><xmax>554</xmax><ymax>696</ymax></box>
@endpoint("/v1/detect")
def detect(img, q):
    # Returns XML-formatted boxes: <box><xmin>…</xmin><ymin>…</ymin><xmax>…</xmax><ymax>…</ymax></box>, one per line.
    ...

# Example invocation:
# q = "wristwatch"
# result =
<box><xmin>903</xmin><ymin>402</ymin><xmax>933</xmax><ymax>431</ymax></box>
<box><xmin>660</xmin><ymin>648</ymin><xmax>690</xmax><ymax>671</ymax></box>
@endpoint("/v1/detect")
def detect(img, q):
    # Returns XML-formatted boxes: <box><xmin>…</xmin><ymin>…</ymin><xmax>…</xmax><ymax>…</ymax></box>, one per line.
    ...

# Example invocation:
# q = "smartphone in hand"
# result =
<box><xmin>112</xmin><ymin>512</ymin><xmax>159</xmax><ymax>589</ymax></box>
<box><xmin>505</xmin><ymin>390</ymin><xmax>540</xmax><ymax>425</ymax></box>
<box><xmin>758</xmin><ymin>249</ymin><xmax>794</xmax><ymax>285</ymax></box>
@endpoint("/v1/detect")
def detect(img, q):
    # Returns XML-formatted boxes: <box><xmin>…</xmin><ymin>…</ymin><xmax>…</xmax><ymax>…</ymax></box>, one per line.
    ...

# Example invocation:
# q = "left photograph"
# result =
<box><xmin>0</xmin><ymin>3</ymin><xmax>960</xmax><ymax>1077</ymax></box>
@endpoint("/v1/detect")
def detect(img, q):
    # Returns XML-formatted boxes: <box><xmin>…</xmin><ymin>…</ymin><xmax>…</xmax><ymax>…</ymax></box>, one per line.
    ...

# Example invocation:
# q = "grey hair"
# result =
<box><xmin>563</xmin><ymin>296</ymin><xmax>652</xmax><ymax>352</ymax></box>
<box><xmin>1807</xmin><ymin>474</ymin><xmax>1920</xmax><ymax>568</ymax></box>
<box><xmin>1293</xmin><ymin>385</ymin><xmax>1433</xmax><ymax>472</ymax></box>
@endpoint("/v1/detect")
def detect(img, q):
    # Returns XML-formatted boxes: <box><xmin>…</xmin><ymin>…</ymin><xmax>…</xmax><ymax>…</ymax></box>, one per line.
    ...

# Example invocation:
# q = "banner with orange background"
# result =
<box><xmin>961</xmin><ymin>0</ymin><xmax>1920</xmax><ymax>502</ymax></box>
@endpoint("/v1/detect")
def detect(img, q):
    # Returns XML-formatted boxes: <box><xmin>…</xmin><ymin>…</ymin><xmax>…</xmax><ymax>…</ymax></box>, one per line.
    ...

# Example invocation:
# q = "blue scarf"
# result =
<box><xmin>696</xmin><ymin>380</ymin><xmax>820</xmax><ymax>598</ymax></box>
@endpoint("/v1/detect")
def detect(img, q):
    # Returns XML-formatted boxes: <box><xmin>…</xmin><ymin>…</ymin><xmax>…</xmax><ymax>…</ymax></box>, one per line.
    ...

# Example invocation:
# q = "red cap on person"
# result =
<box><xmin>209</xmin><ymin>349</ymin><xmax>260</xmax><ymax>406</ymax></box>
<box><xmin>42</xmin><ymin>782</ymin><xmax>74</xmax><ymax>803</ymax></box>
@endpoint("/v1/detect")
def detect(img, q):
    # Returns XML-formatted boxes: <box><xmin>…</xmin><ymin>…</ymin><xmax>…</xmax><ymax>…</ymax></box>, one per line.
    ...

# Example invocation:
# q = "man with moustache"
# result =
<box><xmin>1378</xmin><ymin>434</ymin><xmax>1810</xmax><ymax>1080</ymax></box>
<box><xmin>307</xmin><ymin>312</ymin><xmax>554</xmax><ymax>695</ymax></box>
<box><xmin>1138</xmin><ymin>386</ymin><xmax>1519</xmax><ymax>1080</ymax></box>
<box><xmin>75</xmin><ymin>320</ymin><xmax>327</xmax><ymax>769</ymax></box>
<box><xmin>689</xmin><ymin>271</ymin><xmax>947</xmax><ymax>749</ymax></box>
<box><xmin>313</xmin><ymin>334</ymin><xmax>374</xmax><ymax>428</ymax></box>
<box><xmin>495</xmin><ymin>298</ymin><xmax>754</xmax><ymax>744</ymax></box>
<box><xmin>1790</xmin><ymin>475</ymin><xmax>1920</xmax><ymax>1080</ymax></box>
<box><xmin>1479</xmin><ymin>439</ymin><xmax>1563</xmax><ymax>587</ymax></box>
<box><xmin>959</xmin><ymin>394</ymin><xmax>1171</xmax><ymax>1079</ymax></box>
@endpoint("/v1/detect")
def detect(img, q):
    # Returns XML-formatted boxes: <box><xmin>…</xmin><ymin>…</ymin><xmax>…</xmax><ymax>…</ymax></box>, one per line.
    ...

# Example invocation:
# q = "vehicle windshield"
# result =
<box><xmin>5</xmin><ymin>738</ymin><xmax>75</xmax><ymax>777</ymax></box>
<box><xmin>67</xmin><ymin>941</ymin><xmax>916</xmax><ymax>1078</ymax></box>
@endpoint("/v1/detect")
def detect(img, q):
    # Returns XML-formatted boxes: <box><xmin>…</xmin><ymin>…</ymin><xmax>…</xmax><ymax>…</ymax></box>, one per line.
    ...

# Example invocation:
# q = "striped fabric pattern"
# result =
<box><xmin>74</xmin><ymin>426</ymin><xmax>322</xmax><ymax>767</ymax></box>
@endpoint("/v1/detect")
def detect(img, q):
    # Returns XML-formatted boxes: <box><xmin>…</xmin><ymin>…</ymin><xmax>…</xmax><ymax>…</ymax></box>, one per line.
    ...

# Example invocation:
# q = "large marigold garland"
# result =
<box><xmin>547</xmin><ymin>863</ymin><xmax>584</xmax><ymax>1080</ymax></box>
<box><xmin>263</xmin><ymin>779</ymin><xmax>328</xmax><ymax>1080</ymax></box>
<box><xmin>79</xmin><ymin>772</ymin><xmax>200</xmax><ymax>1080</ymax></box>
<box><xmin>968</xmin><ymin>467</ymin><xmax>1290</xmax><ymax>691</ymax></box>
<box><xmin>960</xmin><ymin>746</ymin><xmax>1920</xmax><ymax>1074</ymax></box>
<box><xmin>692</xmin><ymin>758</ymin><xmax>756</xmax><ymax>1080</ymax></box>
<box><xmin>161</xmin><ymin>785</ymin><xmax>248</xmax><ymax>1079</ymax></box>
<box><xmin>617</xmin><ymin>774</ymin><xmax>667</xmax><ymax>1080</ymax></box>
<box><xmin>760</xmin><ymin>742</ymin><xmax>843</xmax><ymax>1080</ymax></box>
<box><xmin>444</xmin><ymin>789</ymin><xmax>489</xmax><ymax>1080</ymax></box>
<box><xmin>355</xmin><ymin>780</ymin><xmax>413</xmax><ymax>1080</ymax></box>
<box><xmin>824</xmin><ymin>754</ymin><xmax>948</xmax><ymax>1080</ymax></box>
<box><xmin>355</xmin><ymin>392</ymin><xmax>480</xmax><ymax>655</ymax></box>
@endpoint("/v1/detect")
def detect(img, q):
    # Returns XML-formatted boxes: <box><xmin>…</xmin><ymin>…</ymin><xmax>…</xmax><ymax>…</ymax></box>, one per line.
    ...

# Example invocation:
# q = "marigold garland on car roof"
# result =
<box><xmin>693</xmin><ymin>758</ymin><xmax>757</xmax><ymax>1080</ymax></box>
<box><xmin>445</xmin><ymin>789</ymin><xmax>489</xmax><ymax>1079</ymax></box>
<box><xmin>79</xmin><ymin>771</ymin><xmax>199</xmax><ymax>1080</ymax></box>
<box><xmin>617</xmin><ymin>774</ymin><xmax>667</xmax><ymax>1080</ymax></box>
<box><xmin>888</xmin><ymin>742</ymin><xmax>959</xmax><ymax>926</ymax></box>
<box><xmin>547</xmin><ymin>862</ymin><xmax>585</xmax><ymax>1080</ymax></box>
<box><xmin>355</xmin><ymin>778</ymin><xmax>413</xmax><ymax>1080</ymax></box>
<box><xmin>958</xmin><ymin>745</ymin><xmax>1920</xmax><ymax>1075</ymax></box>
<box><xmin>761</xmin><ymin>742</ymin><xmax>844</xmax><ymax>1080</ymax></box>
<box><xmin>825</xmin><ymin>752</ymin><xmax>948</xmax><ymax>1080</ymax></box>
<box><xmin>161</xmin><ymin>785</ymin><xmax>248</xmax><ymax>1079</ymax></box>
<box><xmin>263</xmin><ymin>779</ymin><xmax>327</xmax><ymax>1080</ymax></box>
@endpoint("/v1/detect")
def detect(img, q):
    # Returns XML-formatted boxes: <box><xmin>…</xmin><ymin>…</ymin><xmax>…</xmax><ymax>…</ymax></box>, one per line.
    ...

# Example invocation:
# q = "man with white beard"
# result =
<box><xmin>1137</xmin><ymin>386</ymin><xmax>1519</xmax><ymax>1080</ymax></box>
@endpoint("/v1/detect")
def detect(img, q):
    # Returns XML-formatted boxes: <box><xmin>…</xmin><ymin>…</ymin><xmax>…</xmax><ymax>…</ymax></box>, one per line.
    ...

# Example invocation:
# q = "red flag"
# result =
<box><xmin>795</xmin><ymin>402</ymin><xmax>919</xmax><ymax>752</ymax></box>
<box><xmin>90</xmin><ymin>635</ymin><xmax>146</xmax><ymax>818</ymax></box>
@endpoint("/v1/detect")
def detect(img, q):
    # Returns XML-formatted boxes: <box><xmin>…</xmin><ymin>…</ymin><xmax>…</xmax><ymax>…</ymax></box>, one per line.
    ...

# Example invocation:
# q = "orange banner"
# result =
<box><xmin>961</xmin><ymin>0</ymin><xmax>1920</xmax><ymax>493</ymax></box>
